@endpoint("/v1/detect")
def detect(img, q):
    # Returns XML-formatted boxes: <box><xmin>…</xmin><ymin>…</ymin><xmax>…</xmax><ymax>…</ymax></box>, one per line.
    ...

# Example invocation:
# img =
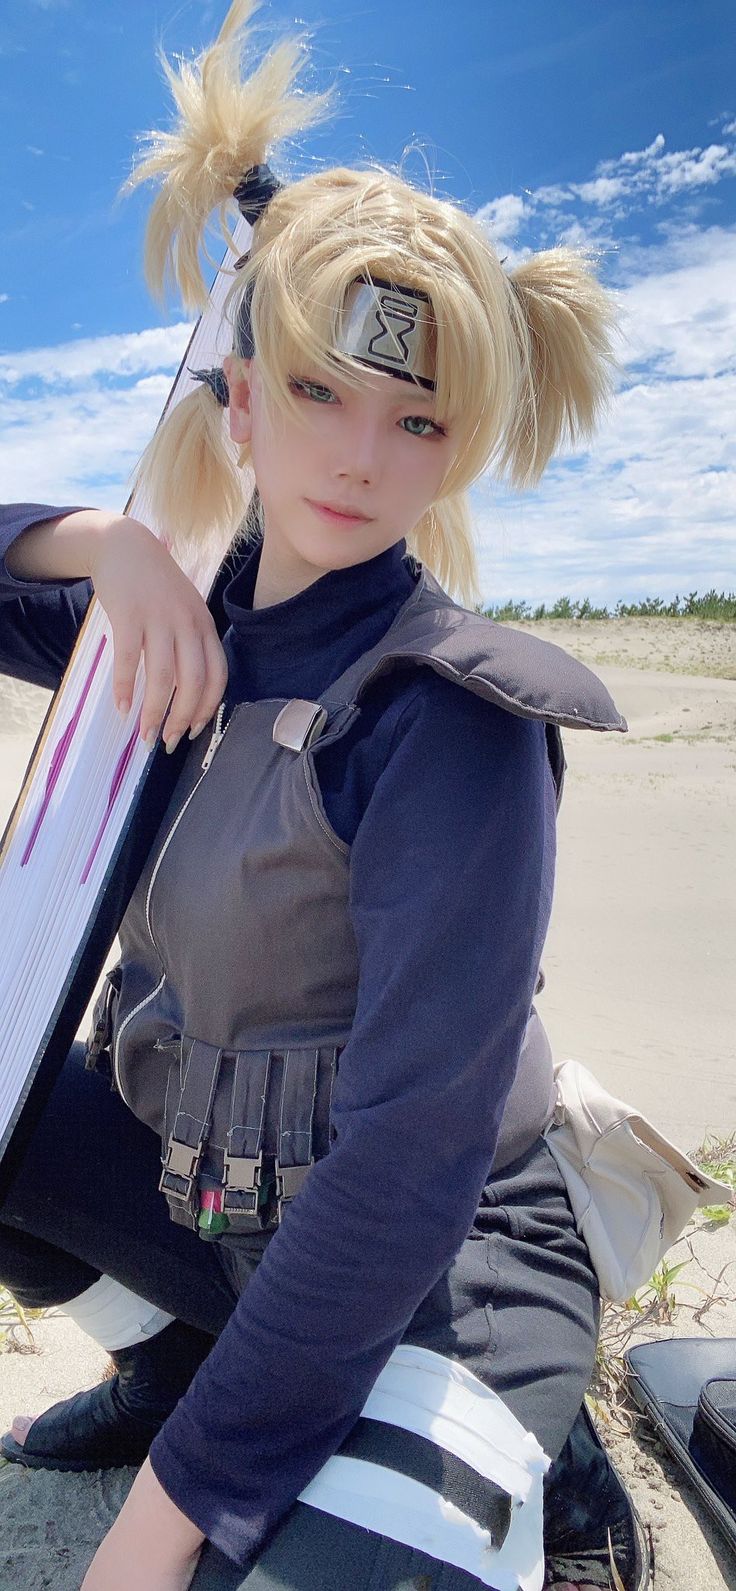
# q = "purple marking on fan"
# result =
<box><xmin>21</xmin><ymin>636</ymin><xmax>108</xmax><ymax>867</ymax></box>
<box><xmin>80</xmin><ymin>715</ymin><xmax>142</xmax><ymax>884</ymax></box>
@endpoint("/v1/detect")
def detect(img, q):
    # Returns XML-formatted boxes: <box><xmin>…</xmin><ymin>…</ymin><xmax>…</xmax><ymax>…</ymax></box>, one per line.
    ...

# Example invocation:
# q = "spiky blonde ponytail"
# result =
<box><xmin>501</xmin><ymin>250</ymin><xmax>618</xmax><ymax>488</ymax></box>
<box><xmin>124</xmin><ymin>0</ymin><xmax>334</xmax><ymax>310</ymax></box>
<box><xmin>125</xmin><ymin>0</ymin><xmax>335</xmax><ymax>554</ymax></box>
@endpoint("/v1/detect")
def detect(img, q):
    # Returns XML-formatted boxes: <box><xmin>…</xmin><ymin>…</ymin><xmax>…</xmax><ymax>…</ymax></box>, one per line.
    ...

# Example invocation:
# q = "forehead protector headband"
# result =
<box><xmin>194</xmin><ymin>164</ymin><xmax>437</xmax><ymax>399</ymax></box>
<box><xmin>233</xmin><ymin>273</ymin><xmax>436</xmax><ymax>395</ymax></box>
<box><xmin>337</xmin><ymin>277</ymin><xmax>436</xmax><ymax>392</ymax></box>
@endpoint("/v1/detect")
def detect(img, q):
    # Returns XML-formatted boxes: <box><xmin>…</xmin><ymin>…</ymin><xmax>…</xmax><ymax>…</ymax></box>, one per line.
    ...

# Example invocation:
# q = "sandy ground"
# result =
<box><xmin>0</xmin><ymin>616</ymin><xmax>735</xmax><ymax>1589</ymax></box>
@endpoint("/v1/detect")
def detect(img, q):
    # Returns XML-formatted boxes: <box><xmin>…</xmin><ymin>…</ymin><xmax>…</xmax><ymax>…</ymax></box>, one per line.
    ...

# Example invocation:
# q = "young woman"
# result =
<box><xmin>0</xmin><ymin>4</ymin><xmax>645</xmax><ymax>1588</ymax></box>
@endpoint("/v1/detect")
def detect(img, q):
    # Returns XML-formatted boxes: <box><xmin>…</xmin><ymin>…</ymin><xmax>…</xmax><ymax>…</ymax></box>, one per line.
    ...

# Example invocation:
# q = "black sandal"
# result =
<box><xmin>543</xmin><ymin>1404</ymin><xmax>652</xmax><ymax>1590</ymax></box>
<box><xmin>0</xmin><ymin>1317</ymin><xmax>213</xmax><ymax>1472</ymax></box>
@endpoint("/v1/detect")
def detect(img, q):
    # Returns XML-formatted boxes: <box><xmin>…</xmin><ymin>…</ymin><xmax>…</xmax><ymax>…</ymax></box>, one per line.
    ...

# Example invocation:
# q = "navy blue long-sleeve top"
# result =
<box><xmin>0</xmin><ymin>504</ymin><xmax>556</xmax><ymax>1568</ymax></box>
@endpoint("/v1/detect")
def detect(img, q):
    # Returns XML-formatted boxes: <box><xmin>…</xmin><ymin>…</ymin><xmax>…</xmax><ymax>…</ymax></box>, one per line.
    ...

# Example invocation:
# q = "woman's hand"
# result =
<box><xmin>80</xmin><ymin>1458</ymin><xmax>205</xmax><ymax>1591</ymax></box>
<box><xmin>88</xmin><ymin>515</ymin><xmax>229</xmax><ymax>752</ymax></box>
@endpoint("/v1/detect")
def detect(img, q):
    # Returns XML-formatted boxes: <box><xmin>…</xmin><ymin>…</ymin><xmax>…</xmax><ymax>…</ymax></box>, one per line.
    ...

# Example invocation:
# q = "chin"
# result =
<box><xmin>299</xmin><ymin>525</ymin><xmax>386</xmax><ymax>569</ymax></box>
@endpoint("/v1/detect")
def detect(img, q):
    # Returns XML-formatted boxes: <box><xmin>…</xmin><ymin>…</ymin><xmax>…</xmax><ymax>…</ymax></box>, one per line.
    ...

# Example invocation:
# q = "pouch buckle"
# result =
<box><xmin>276</xmin><ymin>1159</ymin><xmax>313</xmax><ymax>1221</ymax></box>
<box><xmin>160</xmin><ymin>1135</ymin><xmax>202</xmax><ymax>1204</ymax></box>
<box><xmin>222</xmin><ymin>1151</ymin><xmax>263</xmax><ymax>1216</ymax></box>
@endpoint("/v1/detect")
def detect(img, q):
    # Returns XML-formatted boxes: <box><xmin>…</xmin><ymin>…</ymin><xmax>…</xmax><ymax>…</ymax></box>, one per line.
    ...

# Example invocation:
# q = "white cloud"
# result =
<box><xmin>593</xmin><ymin>131</ymin><xmax>736</xmax><ymax>204</ymax></box>
<box><xmin>616</xmin><ymin>133</ymin><xmax>666</xmax><ymax>168</ymax></box>
<box><xmin>656</xmin><ymin>143</ymin><xmax>736</xmax><ymax>194</ymax></box>
<box><xmin>488</xmin><ymin>127</ymin><xmax>736</xmax><ymax>251</ymax></box>
<box><xmin>571</xmin><ymin>176</ymin><xmax>627</xmax><ymax>206</ymax></box>
<box><xmin>0</xmin><ymin>323</ymin><xmax>192</xmax><ymax>386</ymax></box>
<box><xmin>0</xmin><ymin>376</ymin><xmax>173</xmax><ymax>507</ymax></box>
<box><xmin>474</xmin><ymin>193</ymin><xmax>528</xmax><ymax>241</ymax></box>
<box><xmin>619</xmin><ymin>226</ymin><xmax>736</xmax><ymax>378</ymax></box>
<box><xmin>531</xmin><ymin>184</ymin><xmax>572</xmax><ymax>207</ymax></box>
<box><xmin>0</xmin><ymin>294</ymin><xmax>9</xmax><ymax>305</ymax></box>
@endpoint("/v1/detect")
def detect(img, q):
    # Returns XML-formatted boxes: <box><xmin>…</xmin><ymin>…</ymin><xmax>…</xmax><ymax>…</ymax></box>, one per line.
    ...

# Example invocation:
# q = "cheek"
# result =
<box><xmin>250</xmin><ymin>416</ymin><xmax>294</xmax><ymax>490</ymax></box>
<box><xmin>396</xmin><ymin>443</ymin><xmax>451</xmax><ymax>502</ymax></box>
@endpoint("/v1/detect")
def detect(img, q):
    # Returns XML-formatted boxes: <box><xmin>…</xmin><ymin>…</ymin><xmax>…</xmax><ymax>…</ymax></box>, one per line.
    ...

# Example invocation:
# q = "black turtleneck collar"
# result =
<box><xmin>220</xmin><ymin>534</ymin><xmax>419</xmax><ymax>703</ymax></box>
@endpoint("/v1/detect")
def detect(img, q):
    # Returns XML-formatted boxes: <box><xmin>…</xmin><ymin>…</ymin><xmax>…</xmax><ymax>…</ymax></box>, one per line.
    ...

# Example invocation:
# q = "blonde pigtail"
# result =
<box><xmin>501</xmin><ymin>250</ymin><xmax>618</xmax><ymax>489</ymax></box>
<box><xmin>122</xmin><ymin>0</ymin><xmax>335</xmax><ymax>310</ymax></box>
<box><xmin>132</xmin><ymin>383</ymin><xmax>248</xmax><ymax>556</ymax></box>
<box><xmin>410</xmin><ymin>493</ymin><xmax>480</xmax><ymax>609</ymax></box>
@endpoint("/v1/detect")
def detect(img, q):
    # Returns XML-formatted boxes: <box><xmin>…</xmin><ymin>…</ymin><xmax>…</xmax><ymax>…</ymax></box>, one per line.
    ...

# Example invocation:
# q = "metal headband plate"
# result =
<box><xmin>338</xmin><ymin>277</ymin><xmax>436</xmax><ymax>391</ymax></box>
<box><xmin>235</xmin><ymin>273</ymin><xmax>436</xmax><ymax>391</ymax></box>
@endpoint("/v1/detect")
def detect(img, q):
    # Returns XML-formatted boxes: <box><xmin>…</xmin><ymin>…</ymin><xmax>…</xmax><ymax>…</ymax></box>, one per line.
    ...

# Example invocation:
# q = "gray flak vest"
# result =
<box><xmin>87</xmin><ymin>561</ymin><xmax>625</xmax><ymax>1240</ymax></box>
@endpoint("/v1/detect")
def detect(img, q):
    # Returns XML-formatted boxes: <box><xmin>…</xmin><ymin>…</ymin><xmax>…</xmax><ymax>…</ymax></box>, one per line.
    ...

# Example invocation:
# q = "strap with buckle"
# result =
<box><xmin>160</xmin><ymin>1037</ymin><xmax>224</xmax><ymax>1229</ymax></box>
<box><xmin>221</xmin><ymin>1050</ymin><xmax>275</xmax><ymax>1230</ymax></box>
<box><xmin>275</xmin><ymin>1048</ymin><xmax>319</xmax><ymax>1222</ymax></box>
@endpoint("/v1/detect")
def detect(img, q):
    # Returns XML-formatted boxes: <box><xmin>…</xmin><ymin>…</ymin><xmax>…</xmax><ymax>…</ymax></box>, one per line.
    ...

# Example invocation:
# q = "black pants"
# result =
<box><xmin>0</xmin><ymin>1044</ymin><xmax>600</xmax><ymax>1588</ymax></box>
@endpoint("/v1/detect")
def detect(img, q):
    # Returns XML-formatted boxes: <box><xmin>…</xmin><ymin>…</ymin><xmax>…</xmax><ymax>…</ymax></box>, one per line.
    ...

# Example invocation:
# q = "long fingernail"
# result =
<box><xmin>116</xmin><ymin>698</ymin><xmax>131</xmax><ymax>718</ymax></box>
<box><xmin>144</xmin><ymin>729</ymin><xmax>157</xmax><ymax>748</ymax></box>
<box><xmin>165</xmin><ymin>732</ymin><xmax>183</xmax><ymax>755</ymax></box>
<box><xmin>188</xmin><ymin>720</ymin><xmax>207</xmax><ymax>741</ymax></box>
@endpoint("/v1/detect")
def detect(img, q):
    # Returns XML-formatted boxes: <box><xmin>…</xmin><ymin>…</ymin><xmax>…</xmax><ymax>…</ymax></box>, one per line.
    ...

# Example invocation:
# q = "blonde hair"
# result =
<box><xmin>127</xmin><ymin>0</ymin><xmax>617</xmax><ymax>604</ymax></box>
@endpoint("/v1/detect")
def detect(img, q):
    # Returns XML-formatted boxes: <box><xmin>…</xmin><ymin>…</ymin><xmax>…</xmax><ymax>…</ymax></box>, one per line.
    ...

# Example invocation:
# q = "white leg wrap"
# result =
<box><xmin>60</xmin><ymin>1274</ymin><xmax>175</xmax><ymax>1350</ymax></box>
<box><xmin>298</xmin><ymin>1344</ymin><xmax>550</xmax><ymax>1591</ymax></box>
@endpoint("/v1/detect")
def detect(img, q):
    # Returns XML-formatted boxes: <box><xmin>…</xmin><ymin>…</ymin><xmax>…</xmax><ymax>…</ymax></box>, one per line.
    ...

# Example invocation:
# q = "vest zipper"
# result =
<box><xmin>201</xmin><ymin>702</ymin><xmax>227</xmax><ymax>772</ymax></box>
<box><xmin>112</xmin><ymin>702</ymin><xmax>234</xmax><ymax>1105</ymax></box>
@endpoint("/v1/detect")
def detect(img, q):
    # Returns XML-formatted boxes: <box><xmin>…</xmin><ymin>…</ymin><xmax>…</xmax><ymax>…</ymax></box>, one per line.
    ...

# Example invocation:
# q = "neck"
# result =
<box><xmin>252</xmin><ymin>526</ymin><xmax>347</xmax><ymax>610</ymax></box>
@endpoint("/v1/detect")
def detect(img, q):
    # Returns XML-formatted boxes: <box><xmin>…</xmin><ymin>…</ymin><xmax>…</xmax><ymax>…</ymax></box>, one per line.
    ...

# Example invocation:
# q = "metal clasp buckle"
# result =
<box><xmin>275</xmin><ymin>1160</ymin><xmax>313</xmax><ymax>1221</ymax></box>
<box><xmin>159</xmin><ymin>1135</ymin><xmax>202</xmax><ymax>1204</ymax></box>
<box><xmin>222</xmin><ymin>1152</ymin><xmax>263</xmax><ymax>1216</ymax></box>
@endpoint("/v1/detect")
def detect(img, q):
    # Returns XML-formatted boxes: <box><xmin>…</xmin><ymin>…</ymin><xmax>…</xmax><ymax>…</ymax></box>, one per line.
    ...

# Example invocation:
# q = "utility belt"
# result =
<box><xmin>85</xmin><ymin>965</ymin><xmax>554</xmax><ymax>1239</ymax></box>
<box><xmin>85</xmin><ymin>967</ymin><xmax>342</xmax><ymax>1238</ymax></box>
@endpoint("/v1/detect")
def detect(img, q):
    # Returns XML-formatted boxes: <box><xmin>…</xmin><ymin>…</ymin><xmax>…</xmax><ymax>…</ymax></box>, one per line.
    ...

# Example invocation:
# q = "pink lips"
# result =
<box><xmin>306</xmin><ymin>499</ymin><xmax>373</xmax><ymax>526</ymax></box>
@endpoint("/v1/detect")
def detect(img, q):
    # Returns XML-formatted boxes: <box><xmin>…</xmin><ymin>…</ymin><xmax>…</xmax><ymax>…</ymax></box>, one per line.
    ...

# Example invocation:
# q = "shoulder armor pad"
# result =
<box><xmin>322</xmin><ymin>567</ymin><xmax>627</xmax><ymax>734</ymax></box>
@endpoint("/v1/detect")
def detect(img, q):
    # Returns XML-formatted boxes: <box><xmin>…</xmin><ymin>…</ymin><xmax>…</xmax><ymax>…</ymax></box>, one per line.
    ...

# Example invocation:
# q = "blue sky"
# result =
<box><xmin>1</xmin><ymin>0</ymin><xmax>734</xmax><ymax>604</ymax></box>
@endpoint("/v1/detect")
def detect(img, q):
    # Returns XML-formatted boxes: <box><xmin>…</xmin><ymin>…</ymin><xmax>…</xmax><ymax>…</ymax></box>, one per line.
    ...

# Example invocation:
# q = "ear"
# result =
<box><xmin>223</xmin><ymin>354</ymin><xmax>253</xmax><ymax>446</ymax></box>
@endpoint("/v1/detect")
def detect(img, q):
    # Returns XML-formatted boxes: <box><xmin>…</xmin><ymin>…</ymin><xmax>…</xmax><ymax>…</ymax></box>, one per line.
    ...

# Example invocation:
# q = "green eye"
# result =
<box><xmin>402</xmin><ymin>415</ymin><xmax>442</xmax><ymax>438</ymax></box>
<box><xmin>289</xmin><ymin>377</ymin><xmax>335</xmax><ymax>402</ymax></box>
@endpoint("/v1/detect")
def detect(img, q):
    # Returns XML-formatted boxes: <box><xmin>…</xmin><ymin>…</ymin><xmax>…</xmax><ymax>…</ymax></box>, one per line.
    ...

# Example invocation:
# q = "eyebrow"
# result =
<box><xmin>297</xmin><ymin>368</ymin><xmax>438</xmax><ymax>406</ymax></box>
<box><xmin>393</xmin><ymin>385</ymin><xmax>435</xmax><ymax>405</ymax></box>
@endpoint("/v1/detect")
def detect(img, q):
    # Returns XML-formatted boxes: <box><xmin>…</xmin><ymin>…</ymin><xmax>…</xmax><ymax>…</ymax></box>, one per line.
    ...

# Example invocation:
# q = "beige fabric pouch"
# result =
<box><xmin>544</xmin><ymin>1058</ymin><xmax>732</xmax><ymax>1303</ymax></box>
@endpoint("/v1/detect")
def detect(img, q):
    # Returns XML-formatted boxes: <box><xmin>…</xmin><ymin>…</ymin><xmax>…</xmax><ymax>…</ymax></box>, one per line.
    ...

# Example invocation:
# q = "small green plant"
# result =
<box><xmin>691</xmin><ymin>1131</ymin><xmax>736</xmax><ymax>1226</ymax></box>
<box><xmin>692</xmin><ymin>1129</ymin><xmax>736</xmax><ymax>1182</ymax></box>
<box><xmin>700</xmin><ymin>1204</ymin><xmax>733</xmax><ymax>1225</ymax></box>
<box><xmin>624</xmin><ymin>1258</ymin><xmax>689</xmax><ymax>1321</ymax></box>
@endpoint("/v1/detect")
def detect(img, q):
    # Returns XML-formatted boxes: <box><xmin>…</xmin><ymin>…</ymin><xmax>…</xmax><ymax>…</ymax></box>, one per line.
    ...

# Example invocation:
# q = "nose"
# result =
<box><xmin>333</xmin><ymin>412</ymin><xmax>382</xmax><ymax>486</ymax></box>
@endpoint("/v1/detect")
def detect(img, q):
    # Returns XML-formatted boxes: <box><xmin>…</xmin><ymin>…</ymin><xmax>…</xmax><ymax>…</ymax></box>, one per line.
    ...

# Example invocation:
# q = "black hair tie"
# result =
<box><xmin>189</xmin><ymin>366</ymin><xmax>230</xmax><ymax>408</ymax></box>
<box><xmin>233</xmin><ymin>163</ymin><xmax>284</xmax><ymax>224</ymax></box>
